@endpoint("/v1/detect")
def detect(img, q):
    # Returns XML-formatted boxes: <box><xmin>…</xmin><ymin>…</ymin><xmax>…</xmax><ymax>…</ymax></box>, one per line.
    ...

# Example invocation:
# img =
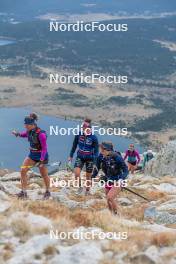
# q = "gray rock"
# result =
<box><xmin>0</xmin><ymin>172</ymin><xmax>21</xmax><ymax>182</ymax></box>
<box><xmin>0</xmin><ymin>256</ymin><xmax>5</xmax><ymax>264</ymax></box>
<box><xmin>0</xmin><ymin>169</ymin><xmax>9</xmax><ymax>177</ymax></box>
<box><xmin>1</xmin><ymin>230</ymin><xmax>20</xmax><ymax>246</ymax></box>
<box><xmin>142</xmin><ymin>223</ymin><xmax>176</xmax><ymax>233</ymax></box>
<box><xmin>158</xmin><ymin>202</ymin><xmax>176</xmax><ymax>211</ymax></box>
<box><xmin>0</xmin><ymin>182</ymin><xmax>20</xmax><ymax>195</ymax></box>
<box><xmin>169</xmin><ymin>260</ymin><xmax>176</xmax><ymax>264</ymax></box>
<box><xmin>53</xmin><ymin>192</ymin><xmax>79</xmax><ymax>209</ymax></box>
<box><xmin>145</xmin><ymin>246</ymin><xmax>161</xmax><ymax>263</ymax></box>
<box><xmin>144</xmin><ymin>206</ymin><xmax>157</xmax><ymax>220</ymax></box>
<box><xmin>114</xmin><ymin>252</ymin><xmax>127</xmax><ymax>264</ymax></box>
<box><xmin>52</xmin><ymin>188</ymin><xmax>98</xmax><ymax>209</ymax></box>
<box><xmin>0</xmin><ymin>190</ymin><xmax>9</xmax><ymax>200</ymax></box>
<box><xmin>130</xmin><ymin>253</ymin><xmax>158</xmax><ymax>264</ymax></box>
<box><xmin>120</xmin><ymin>219</ymin><xmax>140</xmax><ymax>227</ymax></box>
<box><xmin>104</xmin><ymin>251</ymin><xmax>114</xmax><ymax>259</ymax></box>
<box><xmin>144</xmin><ymin>206</ymin><xmax>176</xmax><ymax>224</ymax></box>
<box><xmin>51</xmin><ymin>241</ymin><xmax>103</xmax><ymax>264</ymax></box>
<box><xmin>7</xmin><ymin>235</ymin><xmax>58</xmax><ymax>264</ymax></box>
<box><xmin>155</xmin><ymin>211</ymin><xmax>176</xmax><ymax>225</ymax></box>
<box><xmin>8</xmin><ymin>212</ymin><xmax>53</xmax><ymax>230</ymax></box>
<box><xmin>118</xmin><ymin>197</ymin><xmax>132</xmax><ymax>206</ymax></box>
<box><xmin>152</xmin><ymin>183</ymin><xmax>176</xmax><ymax>193</ymax></box>
<box><xmin>0</xmin><ymin>189</ymin><xmax>11</xmax><ymax>212</ymax></box>
<box><xmin>28</xmin><ymin>183</ymin><xmax>41</xmax><ymax>190</ymax></box>
<box><xmin>0</xmin><ymin>201</ymin><xmax>11</xmax><ymax>213</ymax></box>
<box><xmin>160</xmin><ymin>247</ymin><xmax>176</xmax><ymax>257</ymax></box>
<box><xmin>26</xmin><ymin>190</ymin><xmax>43</xmax><ymax>201</ymax></box>
<box><xmin>145</xmin><ymin>141</ymin><xmax>176</xmax><ymax>177</ymax></box>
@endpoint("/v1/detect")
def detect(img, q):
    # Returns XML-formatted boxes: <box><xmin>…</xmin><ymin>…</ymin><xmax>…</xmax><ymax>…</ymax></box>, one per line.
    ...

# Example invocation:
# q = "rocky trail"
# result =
<box><xmin>0</xmin><ymin>141</ymin><xmax>176</xmax><ymax>264</ymax></box>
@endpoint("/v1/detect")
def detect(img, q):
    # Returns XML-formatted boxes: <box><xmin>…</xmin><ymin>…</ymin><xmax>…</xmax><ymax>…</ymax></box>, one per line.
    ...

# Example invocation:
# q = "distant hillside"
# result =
<box><xmin>0</xmin><ymin>0</ymin><xmax>176</xmax><ymax>20</ymax></box>
<box><xmin>0</xmin><ymin>17</ymin><xmax>176</xmax><ymax>80</ymax></box>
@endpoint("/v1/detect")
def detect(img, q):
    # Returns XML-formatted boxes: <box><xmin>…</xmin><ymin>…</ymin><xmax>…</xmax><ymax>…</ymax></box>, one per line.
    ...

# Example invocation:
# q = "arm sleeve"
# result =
<box><xmin>135</xmin><ymin>151</ymin><xmax>141</xmax><ymax>164</ymax></box>
<box><xmin>116</xmin><ymin>156</ymin><xmax>129</xmax><ymax>179</ymax></box>
<box><xmin>19</xmin><ymin>131</ymin><xmax>28</xmax><ymax>138</ymax></box>
<box><xmin>38</xmin><ymin>133</ymin><xmax>48</xmax><ymax>161</ymax></box>
<box><xmin>70</xmin><ymin>135</ymin><xmax>79</xmax><ymax>158</ymax></box>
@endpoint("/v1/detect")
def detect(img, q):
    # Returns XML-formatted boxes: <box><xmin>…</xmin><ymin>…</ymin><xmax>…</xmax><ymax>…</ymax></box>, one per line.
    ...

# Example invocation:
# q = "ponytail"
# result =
<box><xmin>84</xmin><ymin>118</ymin><xmax>91</xmax><ymax>125</ymax></box>
<box><xmin>29</xmin><ymin>112</ymin><xmax>38</xmax><ymax>121</ymax></box>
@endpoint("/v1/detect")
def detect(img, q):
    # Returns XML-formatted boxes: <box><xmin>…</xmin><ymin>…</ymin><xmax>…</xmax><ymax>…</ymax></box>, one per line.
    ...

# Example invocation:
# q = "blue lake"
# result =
<box><xmin>0</xmin><ymin>107</ymin><xmax>144</xmax><ymax>170</ymax></box>
<box><xmin>0</xmin><ymin>39</ymin><xmax>15</xmax><ymax>46</ymax></box>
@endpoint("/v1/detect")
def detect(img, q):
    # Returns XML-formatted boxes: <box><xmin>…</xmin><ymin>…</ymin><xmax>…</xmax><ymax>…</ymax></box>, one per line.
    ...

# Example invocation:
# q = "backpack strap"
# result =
<box><xmin>115</xmin><ymin>150</ymin><xmax>122</xmax><ymax>157</ymax></box>
<box><xmin>110</xmin><ymin>151</ymin><xmax>120</xmax><ymax>160</ymax></box>
<box><xmin>35</xmin><ymin>128</ymin><xmax>47</xmax><ymax>137</ymax></box>
<box><xmin>35</xmin><ymin>127</ymin><xmax>41</xmax><ymax>134</ymax></box>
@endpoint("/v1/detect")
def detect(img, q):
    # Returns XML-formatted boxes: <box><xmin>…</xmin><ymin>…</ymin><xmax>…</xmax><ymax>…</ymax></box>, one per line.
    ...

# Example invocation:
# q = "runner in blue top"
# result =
<box><xmin>92</xmin><ymin>141</ymin><xmax>128</xmax><ymax>214</ymax></box>
<box><xmin>68</xmin><ymin>118</ymin><xmax>99</xmax><ymax>195</ymax></box>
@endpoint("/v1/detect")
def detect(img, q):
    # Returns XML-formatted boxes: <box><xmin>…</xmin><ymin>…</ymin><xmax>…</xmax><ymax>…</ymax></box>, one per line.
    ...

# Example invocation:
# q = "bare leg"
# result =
<box><xmin>131</xmin><ymin>164</ymin><xmax>137</xmax><ymax>174</ymax></box>
<box><xmin>107</xmin><ymin>186</ymin><xmax>121</xmax><ymax>214</ymax></box>
<box><xmin>39</xmin><ymin>165</ymin><xmax>50</xmax><ymax>191</ymax></box>
<box><xmin>85</xmin><ymin>172</ymin><xmax>92</xmax><ymax>192</ymax></box>
<box><xmin>74</xmin><ymin>167</ymin><xmax>81</xmax><ymax>187</ymax></box>
<box><xmin>128</xmin><ymin>163</ymin><xmax>136</xmax><ymax>175</ymax></box>
<box><xmin>127</xmin><ymin>163</ymin><xmax>132</xmax><ymax>174</ymax></box>
<box><xmin>105</xmin><ymin>188</ymin><xmax>113</xmax><ymax>212</ymax></box>
<box><xmin>20</xmin><ymin>157</ymin><xmax>36</xmax><ymax>191</ymax></box>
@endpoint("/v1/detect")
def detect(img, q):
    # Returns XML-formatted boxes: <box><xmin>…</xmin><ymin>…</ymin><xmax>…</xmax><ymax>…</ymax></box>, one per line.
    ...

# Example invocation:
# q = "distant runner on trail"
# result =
<box><xmin>68</xmin><ymin>118</ymin><xmax>99</xmax><ymax>195</ymax></box>
<box><xmin>12</xmin><ymin>113</ymin><xmax>51</xmax><ymax>200</ymax></box>
<box><xmin>92</xmin><ymin>142</ymin><xmax>128</xmax><ymax>215</ymax></box>
<box><xmin>124</xmin><ymin>144</ymin><xmax>140</xmax><ymax>174</ymax></box>
<box><xmin>142</xmin><ymin>149</ymin><xmax>154</xmax><ymax>170</ymax></box>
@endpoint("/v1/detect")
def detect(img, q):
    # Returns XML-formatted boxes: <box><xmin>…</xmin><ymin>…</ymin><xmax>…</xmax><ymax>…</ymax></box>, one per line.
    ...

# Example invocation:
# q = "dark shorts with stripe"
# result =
<box><xmin>28</xmin><ymin>151</ymin><xmax>49</xmax><ymax>164</ymax></box>
<box><xmin>128</xmin><ymin>161</ymin><xmax>137</xmax><ymax>166</ymax></box>
<box><xmin>74</xmin><ymin>157</ymin><xmax>94</xmax><ymax>173</ymax></box>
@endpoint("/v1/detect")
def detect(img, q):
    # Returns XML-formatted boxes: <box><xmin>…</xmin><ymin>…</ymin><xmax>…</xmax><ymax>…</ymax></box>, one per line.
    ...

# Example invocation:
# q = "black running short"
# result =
<box><xmin>74</xmin><ymin>157</ymin><xmax>94</xmax><ymax>173</ymax></box>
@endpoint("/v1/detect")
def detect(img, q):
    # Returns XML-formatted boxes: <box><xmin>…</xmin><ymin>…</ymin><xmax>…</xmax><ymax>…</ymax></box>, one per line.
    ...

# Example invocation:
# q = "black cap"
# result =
<box><xmin>100</xmin><ymin>142</ymin><xmax>113</xmax><ymax>151</ymax></box>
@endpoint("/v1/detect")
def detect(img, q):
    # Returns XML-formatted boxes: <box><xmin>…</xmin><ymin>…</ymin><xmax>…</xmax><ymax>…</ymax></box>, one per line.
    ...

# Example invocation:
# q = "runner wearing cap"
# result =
<box><xmin>68</xmin><ymin>118</ymin><xmax>99</xmax><ymax>195</ymax></box>
<box><xmin>12</xmin><ymin>113</ymin><xmax>50</xmax><ymax>199</ymax></box>
<box><xmin>92</xmin><ymin>141</ymin><xmax>128</xmax><ymax>214</ymax></box>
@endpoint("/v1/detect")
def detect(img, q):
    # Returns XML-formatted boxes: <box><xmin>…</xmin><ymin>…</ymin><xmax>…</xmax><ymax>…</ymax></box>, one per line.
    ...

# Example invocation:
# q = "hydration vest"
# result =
<box><xmin>28</xmin><ymin>127</ymin><xmax>47</xmax><ymax>151</ymax></box>
<box><xmin>101</xmin><ymin>152</ymin><xmax>122</xmax><ymax>177</ymax></box>
<box><xmin>77</xmin><ymin>134</ymin><xmax>97</xmax><ymax>158</ymax></box>
<box><xmin>146</xmin><ymin>152</ymin><xmax>154</xmax><ymax>162</ymax></box>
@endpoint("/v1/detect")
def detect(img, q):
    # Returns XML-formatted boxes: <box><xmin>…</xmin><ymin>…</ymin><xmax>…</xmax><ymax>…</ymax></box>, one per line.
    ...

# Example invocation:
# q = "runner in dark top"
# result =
<box><xmin>92</xmin><ymin>142</ymin><xmax>128</xmax><ymax>214</ymax></box>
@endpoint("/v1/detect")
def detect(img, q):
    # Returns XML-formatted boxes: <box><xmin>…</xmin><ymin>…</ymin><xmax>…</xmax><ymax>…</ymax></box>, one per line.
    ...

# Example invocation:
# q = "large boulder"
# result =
<box><xmin>145</xmin><ymin>141</ymin><xmax>176</xmax><ymax>177</ymax></box>
<box><xmin>144</xmin><ymin>206</ymin><xmax>176</xmax><ymax>225</ymax></box>
<box><xmin>50</xmin><ymin>241</ymin><xmax>103</xmax><ymax>264</ymax></box>
<box><xmin>7</xmin><ymin>235</ymin><xmax>58</xmax><ymax>264</ymax></box>
<box><xmin>8</xmin><ymin>212</ymin><xmax>53</xmax><ymax>231</ymax></box>
<box><xmin>0</xmin><ymin>190</ymin><xmax>11</xmax><ymax>213</ymax></box>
